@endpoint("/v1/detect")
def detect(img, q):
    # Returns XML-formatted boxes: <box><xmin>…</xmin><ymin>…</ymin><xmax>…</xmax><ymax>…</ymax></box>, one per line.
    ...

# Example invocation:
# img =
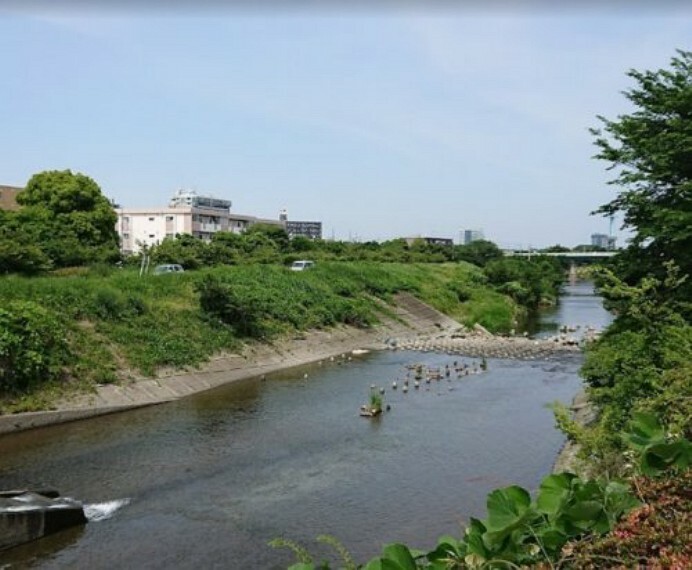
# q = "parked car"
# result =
<box><xmin>290</xmin><ymin>260</ymin><xmax>315</xmax><ymax>271</ymax></box>
<box><xmin>153</xmin><ymin>264</ymin><xmax>185</xmax><ymax>275</ymax></box>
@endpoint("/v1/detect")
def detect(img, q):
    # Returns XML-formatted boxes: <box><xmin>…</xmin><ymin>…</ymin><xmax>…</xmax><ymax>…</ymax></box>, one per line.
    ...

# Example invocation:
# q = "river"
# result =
<box><xmin>0</xmin><ymin>281</ymin><xmax>610</xmax><ymax>569</ymax></box>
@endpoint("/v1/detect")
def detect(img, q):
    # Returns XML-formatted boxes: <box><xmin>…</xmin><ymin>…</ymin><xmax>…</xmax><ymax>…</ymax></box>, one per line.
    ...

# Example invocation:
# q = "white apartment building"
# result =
<box><xmin>116</xmin><ymin>189</ymin><xmax>284</xmax><ymax>254</ymax></box>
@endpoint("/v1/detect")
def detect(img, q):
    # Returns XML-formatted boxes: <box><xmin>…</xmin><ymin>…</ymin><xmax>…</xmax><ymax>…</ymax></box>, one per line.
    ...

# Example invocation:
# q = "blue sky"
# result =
<box><xmin>1</xmin><ymin>5</ymin><xmax>690</xmax><ymax>247</ymax></box>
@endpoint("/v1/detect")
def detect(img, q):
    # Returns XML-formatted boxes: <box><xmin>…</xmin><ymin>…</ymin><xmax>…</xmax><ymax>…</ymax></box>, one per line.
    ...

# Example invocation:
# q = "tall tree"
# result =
<box><xmin>591</xmin><ymin>50</ymin><xmax>692</xmax><ymax>301</ymax></box>
<box><xmin>16</xmin><ymin>170</ymin><xmax>120</xmax><ymax>267</ymax></box>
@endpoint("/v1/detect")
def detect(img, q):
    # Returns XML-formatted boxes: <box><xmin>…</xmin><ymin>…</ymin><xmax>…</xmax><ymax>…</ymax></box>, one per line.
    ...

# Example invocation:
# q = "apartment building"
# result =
<box><xmin>116</xmin><ymin>189</ymin><xmax>284</xmax><ymax>254</ymax></box>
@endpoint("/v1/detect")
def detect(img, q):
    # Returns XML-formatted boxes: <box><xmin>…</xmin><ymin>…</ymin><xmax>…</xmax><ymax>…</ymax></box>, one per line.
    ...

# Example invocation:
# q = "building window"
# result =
<box><xmin>123</xmin><ymin>216</ymin><xmax>130</xmax><ymax>222</ymax></box>
<box><xmin>166</xmin><ymin>216</ymin><xmax>174</xmax><ymax>221</ymax></box>
<box><xmin>166</xmin><ymin>233</ymin><xmax>174</xmax><ymax>238</ymax></box>
<box><xmin>123</xmin><ymin>233</ymin><xmax>130</xmax><ymax>239</ymax></box>
<box><xmin>148</xmin><ymin>217</ymin><xmax>155</xmax><ymax>222</ymax></box>
<box><xmin>149</xmin><ymin>234</ymin><xmax>155</xmax><ymax>239</ymax></box>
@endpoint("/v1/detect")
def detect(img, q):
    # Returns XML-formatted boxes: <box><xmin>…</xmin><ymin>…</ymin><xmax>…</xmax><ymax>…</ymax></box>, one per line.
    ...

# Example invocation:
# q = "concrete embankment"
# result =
<box><xmin>552</xmin><ymin>390</ymin><xmax>598</xmax><ymax>476</ymax></box>
<box><xmin>0</xmin><ymin>293</ymin><xmax>581</xmax><ymax>436</ymax></box>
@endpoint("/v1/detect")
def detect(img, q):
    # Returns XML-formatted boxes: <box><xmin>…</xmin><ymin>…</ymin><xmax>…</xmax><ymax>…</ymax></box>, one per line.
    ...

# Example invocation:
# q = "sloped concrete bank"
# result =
<box><xmin>0</xmin><ymin>294</ymin><xmax>458</xmax><ymax>436</ymax></box>
<box><xmin>552</xmin><ymin>390</ymin><xmax>598</xmax><ymax>476</ymax></box>
<box><xmin>0</xmin><ymin>293</ymin><xmax>583</xmax><ymax>436</ymax></box>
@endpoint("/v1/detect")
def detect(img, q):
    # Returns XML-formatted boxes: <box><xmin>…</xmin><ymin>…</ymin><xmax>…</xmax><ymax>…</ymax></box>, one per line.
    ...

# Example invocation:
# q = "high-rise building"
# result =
<box><xmin>590</xmin><ymin>233</ymin><xmax>616</xmax><ymax>250</ymax></box>
<box><xmin>462</xmin><ymin>229</ymin><xmax>484</xmax><ymax>245</ymax></box>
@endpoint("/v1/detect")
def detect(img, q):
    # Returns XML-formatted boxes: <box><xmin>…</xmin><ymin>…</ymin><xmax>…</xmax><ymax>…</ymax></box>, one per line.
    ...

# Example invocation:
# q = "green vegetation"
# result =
<box><xmin>273</xmin><ymin>51</ymin><xmax>692</xmax><ymax>569</ymax></box>
<box><xmin>272</xmin><ymin>421</ymin><xmax>690</xmax><ymax>569</ymax></box>
<box><xmin>590</xmin><ymin>49</ymin><xmax>692</xmax><ymax>319</ymax></box>
<box><xmin>0</xmin><ymin>262</ymin><xmax>523</xmax><ymax>412</ymax></box>
<box><xmin>0</xmin><ymin>170</ymin><xmax>119</xmax><ymax>272</ymax></box>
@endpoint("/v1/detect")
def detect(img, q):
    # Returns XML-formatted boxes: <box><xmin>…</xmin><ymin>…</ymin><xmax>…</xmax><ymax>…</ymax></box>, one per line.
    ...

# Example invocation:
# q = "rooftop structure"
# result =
<box><xmin>169</xmin><ymin>189</ymin><xmax>231</xmax><ymax>212</ymax></box>
<box><xmin>0</xmin><ymin>185</ymin><xmax>22</xmax><ymax>211</ymax></box>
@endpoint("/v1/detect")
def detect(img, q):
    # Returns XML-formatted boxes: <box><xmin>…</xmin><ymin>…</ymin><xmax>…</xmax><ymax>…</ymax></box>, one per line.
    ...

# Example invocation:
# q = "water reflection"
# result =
<box><xmin>526</xmin><ymin>281</ymin><xmax>613</xmax><ymax>338</ymax></box>
<box><xmin>0</xmin><ymin>283</ymin><xmax>609</xmax><ymax>569</ymax></box>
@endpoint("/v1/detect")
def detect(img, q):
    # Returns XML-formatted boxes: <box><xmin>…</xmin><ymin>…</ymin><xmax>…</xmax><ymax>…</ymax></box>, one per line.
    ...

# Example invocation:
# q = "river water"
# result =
<box><xmin>0</xmin><ymin>281</ymin><xmax>610</xmax><ymax>569</ymax></box>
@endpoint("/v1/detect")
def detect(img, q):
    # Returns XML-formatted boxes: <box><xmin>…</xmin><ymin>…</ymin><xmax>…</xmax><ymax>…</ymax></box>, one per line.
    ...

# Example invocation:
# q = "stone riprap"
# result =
<box><xmin>384</xmin><ymin>331</ymin><xmax>583</xmax><ymax>360</ymax></box>
<box><xmin>0</xmin><ymin>292</ymin><xmax>587</xmax><ymax>435</ymax></box>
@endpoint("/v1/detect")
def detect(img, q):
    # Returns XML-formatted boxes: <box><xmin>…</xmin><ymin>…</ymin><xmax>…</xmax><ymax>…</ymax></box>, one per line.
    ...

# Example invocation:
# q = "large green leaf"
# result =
<box><xmin>571</xmin><ymin>479</ymin><xmax>603</xmax><ymax>503</ymax></box>
<box><xmin>565</xmin><ymin>500</ymin><xmax>603</xmax><ymax>523</ymax></box>
<box><xmin>535</xmin><ymin>528</ymin><xmax>568</xmax><ymax>554</ymax></box>
<box><xmin>641</xmin><ymin>440</ymin><xmax>692</xmax><ymax>475</ymax></box>
<box><xmin>464</xmin><ymin>518</ymin><xmax>489</xmax><ymax>559</ymax></box>
<box><xmin>485</xmin><ymin>486</ymin><xmax>532</xmax><ymax>531</ymax></box>
<box><xmin>380</xmin><ymin>544</ymin><xmax>418</xmax><ymax>570</ymax></box>
<box><xmin>536</xmin><ymin>473</ymin><xmax>576</xmax><ymax>516</ymax></box>
<box><xmin>426</xmin><ymin>535</ymin><xmax>465</xmax><ymax>562</ymax></box>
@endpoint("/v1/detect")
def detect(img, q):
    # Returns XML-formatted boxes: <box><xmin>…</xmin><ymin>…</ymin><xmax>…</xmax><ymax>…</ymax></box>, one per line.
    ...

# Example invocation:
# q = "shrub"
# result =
<box><xmin>0</xmin><ymin>301</ymin><xmax>71</xmax><ymax>394</ymax></box>
<box><xmin>566</xmin><ymin>470</ymin><xmax>692</xmax><ymax>568</ymax></box>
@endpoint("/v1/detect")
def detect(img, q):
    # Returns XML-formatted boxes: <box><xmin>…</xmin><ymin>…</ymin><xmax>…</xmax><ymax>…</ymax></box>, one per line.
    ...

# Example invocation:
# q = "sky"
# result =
<box><xmin>1</xmin><ymin>2</ymin><xmax>690</xmax><ymax>248</ymax></box>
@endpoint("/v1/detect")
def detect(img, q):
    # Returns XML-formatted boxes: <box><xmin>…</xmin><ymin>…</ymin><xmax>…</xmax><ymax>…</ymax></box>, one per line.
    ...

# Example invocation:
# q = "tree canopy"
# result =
<box><xmin>591</xmin><ymin>50</ymin><xmax>691</xmax><ymax>301</ymax></box>
<box><xmin>0</xmin><ymin>170</ymin><xmax>119</xmax><ymax>272</ymax></box>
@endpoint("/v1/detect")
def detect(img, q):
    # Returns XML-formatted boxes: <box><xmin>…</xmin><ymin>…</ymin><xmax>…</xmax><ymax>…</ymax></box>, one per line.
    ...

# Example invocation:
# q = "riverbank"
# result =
<box><xmin>0</xmin><ymin>292</ymin><xmax>583</xmax><ymax>436</ymax></box>
<box><xmin>0</xmin><ymin>293</ymin><xmax>455</xmax><ymax>435</ymax></box>
<box><xmin>551</xmin><ymin>390</ymin><xmax>596</xmax><ymax>475</ymax></box>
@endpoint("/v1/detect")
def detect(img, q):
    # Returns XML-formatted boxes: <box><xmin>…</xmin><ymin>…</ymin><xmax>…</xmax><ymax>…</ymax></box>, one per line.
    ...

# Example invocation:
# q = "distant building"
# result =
<box><xmin>286</xmin><ymin>221</ymin><xmax>322</xmax><ymax>240</ymax></box>
<box><xmin>462</xmin><ymin>229</ymin><xmax>484</xmax><ymax>245</ymax></box>
<box><xmin>590</xmin><ymin>233</ymin><xmax>616</xmax><ymax>250</ymax></box>
<box><xmin>404</xmin><ymin>236</ymin><xmax>454</xmax><ymax>247</ymax></box>
<box><xmin>0</xmin><ymin>185</ymin><xmax>22</xmax><ymax>211</ymax></box>
<box><xmin>281</xmin><ymin>209</ymin><xmax>322</xmax><ymax>240</ymax></box>
<box><xmin>116</xmin><ymin>189</ymin><xmax>282</xmax><ymax>254</ymax></box>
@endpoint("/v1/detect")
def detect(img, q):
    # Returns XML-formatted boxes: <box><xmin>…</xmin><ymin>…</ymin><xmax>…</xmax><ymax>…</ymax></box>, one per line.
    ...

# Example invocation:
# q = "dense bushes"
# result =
<box><xmin>0</xmin><ymin>301</ymin><xmax>71</xmax><ymax>394</ymax></box>
<box><xmin>0</xmin><ymin>262</ymin><xmax>517</xmax><ymax>410</ymax></box>
<box><xmin>566</xmin><ymin>470</ymin><xmax>691</xmax><ymax>568</ymax></box>
<box><xmin>484</xmin><ymin>256</ymin><xmax>564</xmax><ymax>309</ymax></box>
<box><xmin>556</xmin><ymin>265</ymin><xmax>692</xmax><ymax>473</ymax></box>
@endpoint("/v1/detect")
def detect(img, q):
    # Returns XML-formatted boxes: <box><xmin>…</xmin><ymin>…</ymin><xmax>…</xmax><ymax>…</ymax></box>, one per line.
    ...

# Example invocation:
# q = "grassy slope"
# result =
<box><xmin>0</xmin><ymin>262</ymin><xmax>517</xmax><ymax>412</ymax></box>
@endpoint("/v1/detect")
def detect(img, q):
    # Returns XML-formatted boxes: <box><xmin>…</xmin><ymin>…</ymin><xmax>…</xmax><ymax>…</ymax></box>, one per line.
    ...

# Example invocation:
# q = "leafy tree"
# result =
<box><xmin>15</xmin><ymin>170</ymin><xmax>120</xmax><ymax>268</ymax></box>
<box><xmin>0</xmin><ymin>210</ymin><xmax>53</xmax><ymax>274</ymax></box>
<box><xmin>591</xmin><ymin>50</ymin><xmax>692</xmax><ymax>308</ymax></box>
<box><xmin>244</xmin><ymin>223</ymin><xmax>290</xmax><ymax>252</ymax></box>
<box><xmin>455</xmin><ymin>239</ymin><xmax>503</xmax><ymax>267</ymax></box>
<box><xmin>151</xmin><ymin>234</ymin><xmax>206</xmax><ymax>269</ymax></box>
<box><xmin>289</xmin><ymin>235</ymin><xmax>316</xmax><ymax>253</ymax></box>
<box><xmin>542</xmin><ymin>244</ymin><xmax>571</xmax><ymax>253</ymax></box>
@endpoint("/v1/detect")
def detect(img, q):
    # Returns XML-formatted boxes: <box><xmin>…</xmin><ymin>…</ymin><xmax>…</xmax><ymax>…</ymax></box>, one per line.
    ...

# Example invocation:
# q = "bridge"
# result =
<box><xmin>503</xmin><ymin>250</ymin><xmax>617</xmax><ymax>281</ymax></box>
<box><xmin>504</xmin><ymin>251</ymin><xmax>617</xmax><ymax>261</ymax></box>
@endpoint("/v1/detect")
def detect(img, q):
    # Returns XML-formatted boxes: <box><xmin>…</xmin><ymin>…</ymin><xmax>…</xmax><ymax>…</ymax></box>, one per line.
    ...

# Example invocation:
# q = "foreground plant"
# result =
<box><xmin>273</xmin><ymin>470</ymin><xmax>639</xmax><ymax>569</ymax></box>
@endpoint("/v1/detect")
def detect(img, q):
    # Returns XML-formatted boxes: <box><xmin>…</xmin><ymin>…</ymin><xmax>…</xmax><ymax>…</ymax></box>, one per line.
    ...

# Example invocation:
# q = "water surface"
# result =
<box><xmin>0</xmin><ymin>282</ymin><xmax>608</xmax><ymax>569</ymax></box>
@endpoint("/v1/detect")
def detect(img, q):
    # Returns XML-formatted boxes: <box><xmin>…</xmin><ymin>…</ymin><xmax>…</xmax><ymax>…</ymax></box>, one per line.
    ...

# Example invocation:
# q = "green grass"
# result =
<box><xmin>0</xmin><ymin>262</ymin><xmax>520</xmax><ymax>411</ymax></box>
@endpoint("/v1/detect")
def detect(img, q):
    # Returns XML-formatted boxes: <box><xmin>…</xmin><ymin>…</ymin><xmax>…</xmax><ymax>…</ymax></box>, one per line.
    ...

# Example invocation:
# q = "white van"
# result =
<box><xmin>153</xmin><ymin>264</ymin><xmax>185</xmax><ymax>275</ymax></box>
<box><xmin>290</xmin><ymin>260</ymin><xmax>315</xmax><ymax>271</ymax></box>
